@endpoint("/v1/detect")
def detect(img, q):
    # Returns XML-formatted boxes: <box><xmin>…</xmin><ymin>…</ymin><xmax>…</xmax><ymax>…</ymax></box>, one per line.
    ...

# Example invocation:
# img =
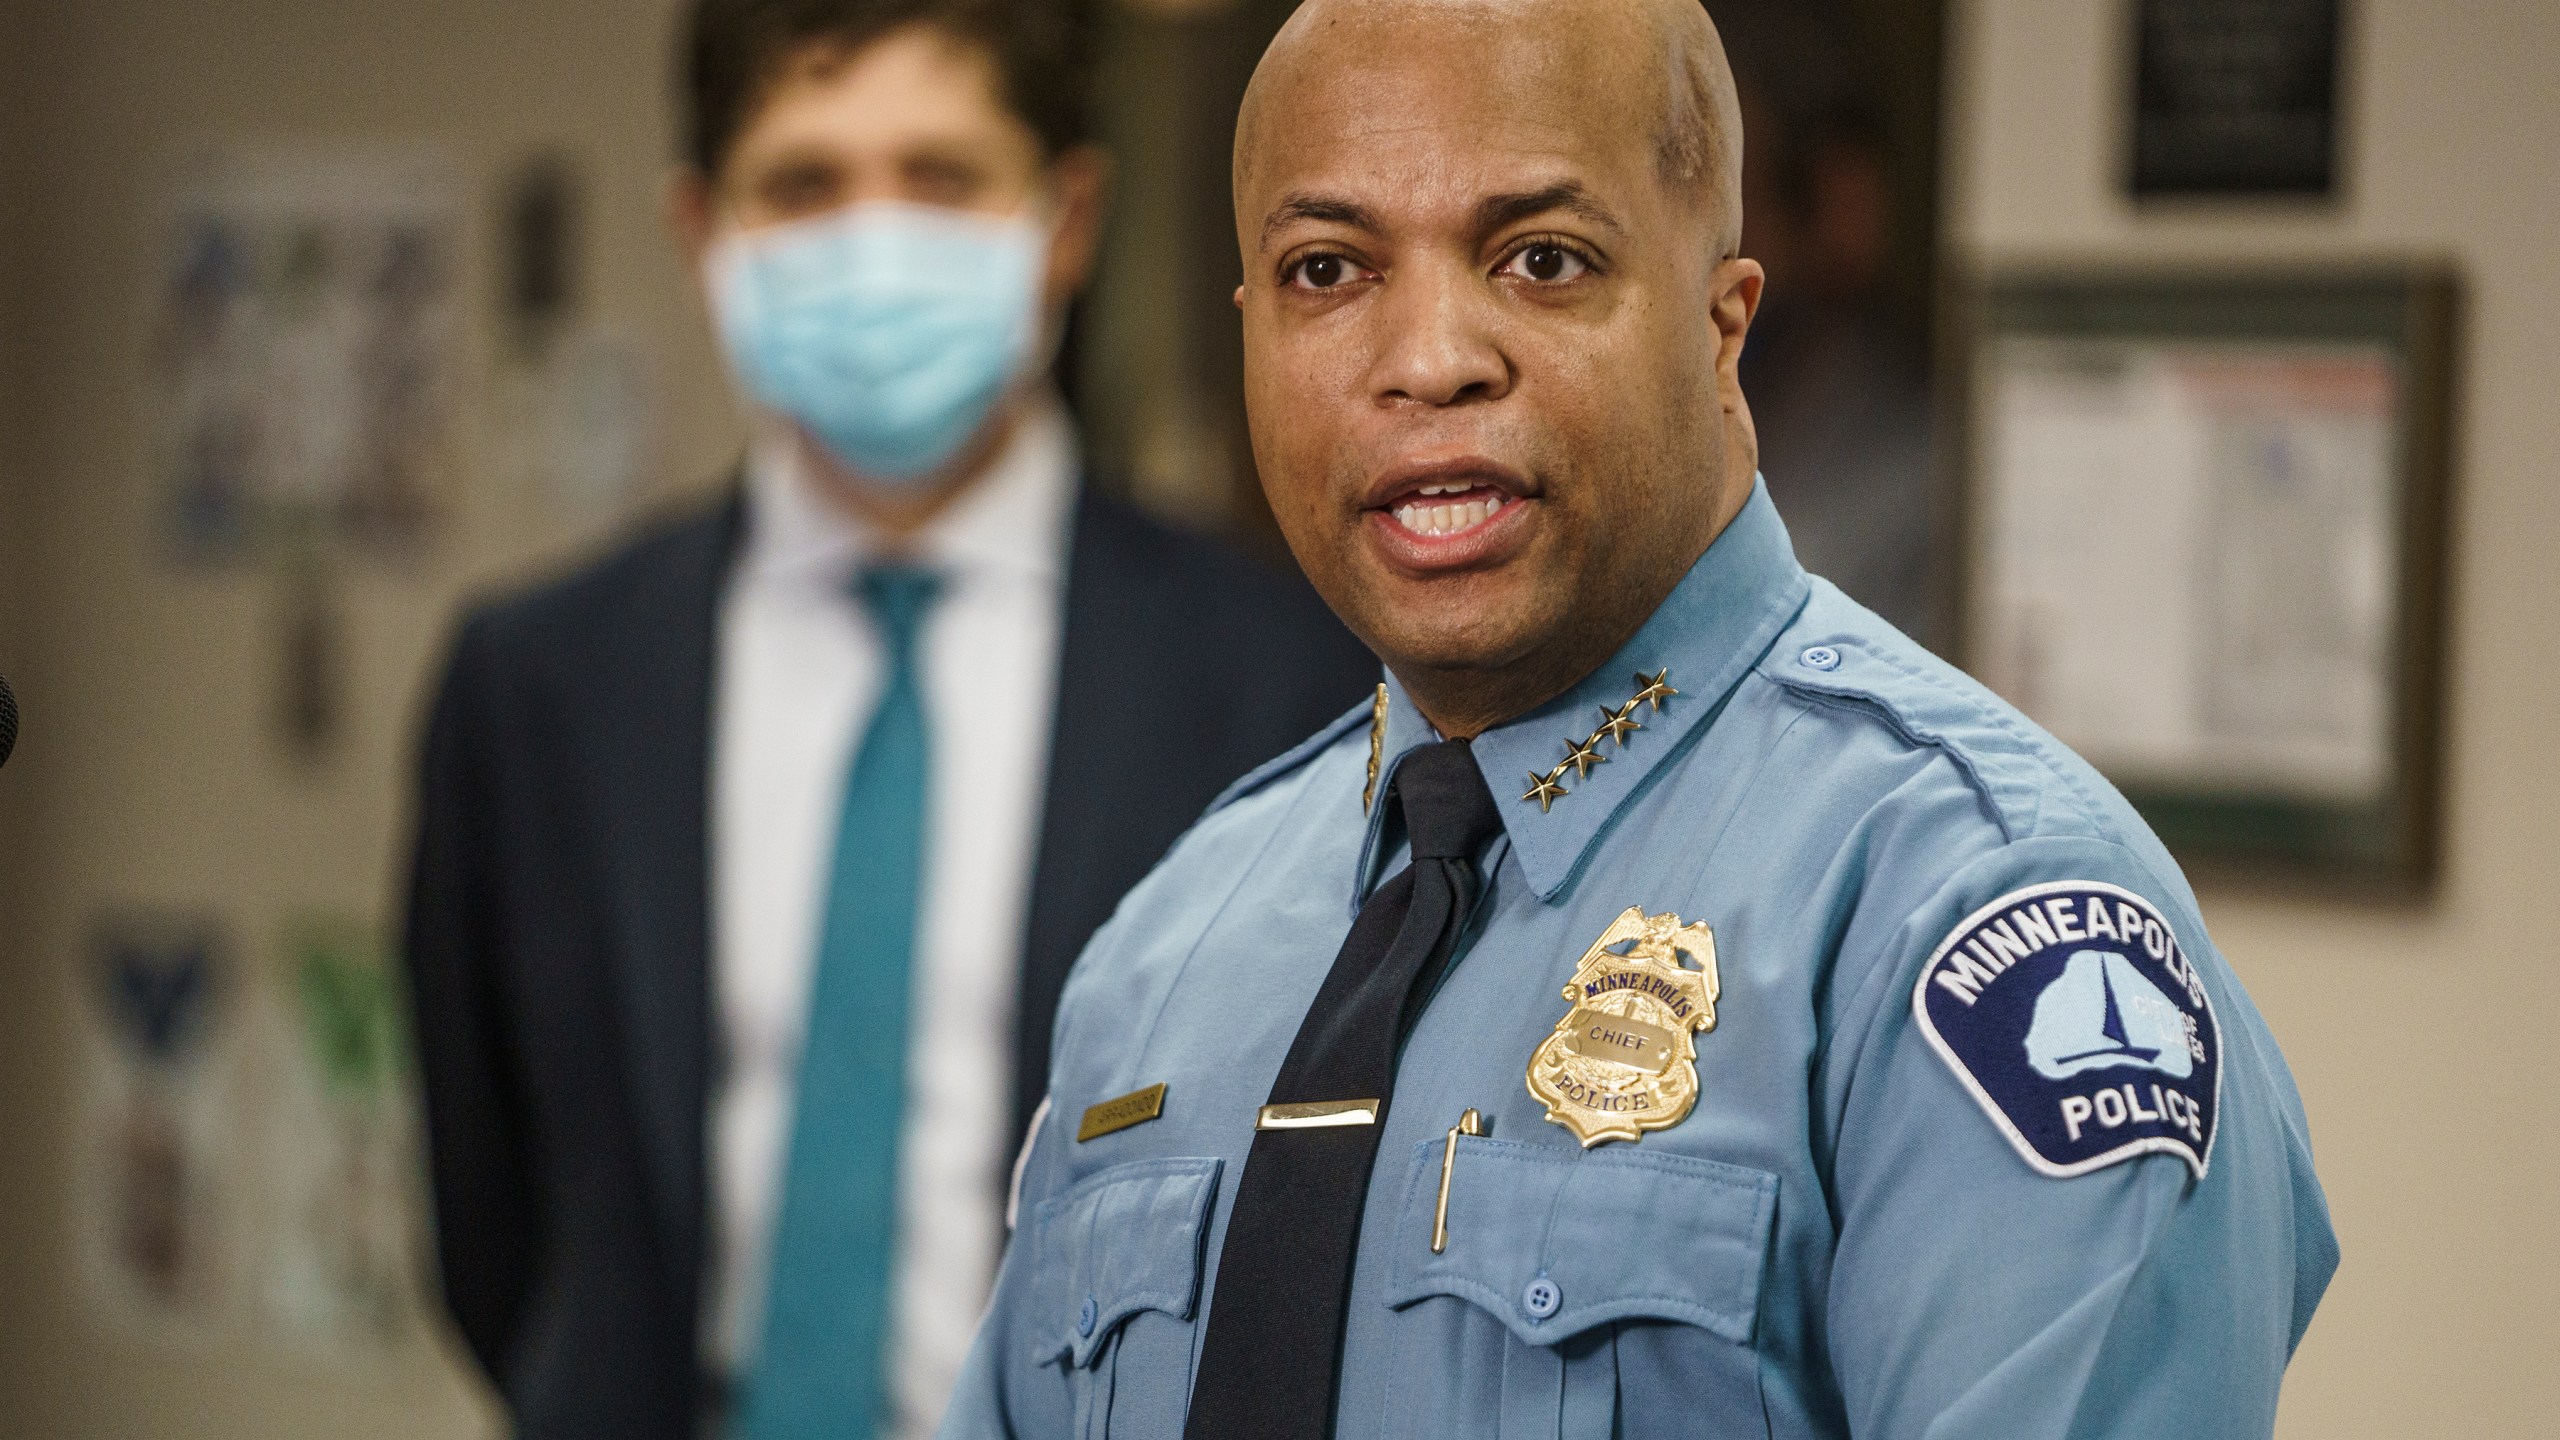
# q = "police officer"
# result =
<box><xmin>941</xmin><ymin>0</ymin><xmax>2337</xmax><ymax>1435</ymax></box>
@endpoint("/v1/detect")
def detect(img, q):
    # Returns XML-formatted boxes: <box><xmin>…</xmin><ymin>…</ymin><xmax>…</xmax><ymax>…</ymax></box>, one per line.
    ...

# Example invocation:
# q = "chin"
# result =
<box><xmin>1359</xmin><ymin>592</ymin><xmax>1546</xmax><ymax>679</ymax></box>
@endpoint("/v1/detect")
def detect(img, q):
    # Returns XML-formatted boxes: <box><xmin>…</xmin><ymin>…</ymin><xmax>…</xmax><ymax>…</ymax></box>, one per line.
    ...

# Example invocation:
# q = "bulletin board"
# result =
<box><xmin>1954</xmin><ymin>265</ymin><xmax>2459</xmax><ymax>895</ymax></box>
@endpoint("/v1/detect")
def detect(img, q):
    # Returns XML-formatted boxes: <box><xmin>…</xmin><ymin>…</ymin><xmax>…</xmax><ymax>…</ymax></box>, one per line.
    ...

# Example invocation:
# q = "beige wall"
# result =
<box><xmin>0</xmin><ymin>0</ymin><xmax>733</xmax><ymax>1435</ymax></box>
<box><xmin>1947</xmin><ymin>1</ymin><xmax>2559</xmax><ymax>1434</ymax></box>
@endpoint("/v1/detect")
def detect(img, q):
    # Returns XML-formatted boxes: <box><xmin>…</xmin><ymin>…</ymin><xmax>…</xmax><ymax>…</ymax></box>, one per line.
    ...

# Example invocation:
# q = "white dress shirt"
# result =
<box><xmin>707</xmin><ymin>399</ymin><xmax>1074</xmax><ymax>1439</ymax></box>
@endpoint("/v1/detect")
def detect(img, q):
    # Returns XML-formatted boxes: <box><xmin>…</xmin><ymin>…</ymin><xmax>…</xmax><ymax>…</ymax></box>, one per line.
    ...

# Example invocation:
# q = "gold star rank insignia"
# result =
<box><xmin>1522</xmin><ymin>672</ymin><xmax>1674</xmax><ymax>815</ymax></box>
<box><xmin>1522</xmin><ymin>766</ymin><xmax>1570</xmax><ymax>812</ymax></box>
<box><xmin>1632</xmin><ymin>668</ymin><xmax>1679</xmax><ymax>712</ymax></box>
<box><xmin>1561</xmin><ymin>734</ymin><xmax>1609</xmax><ymax>779</ymax></box>
<box><xmin>1527</xmin><ymin>906</ymin><xmax>1719</xmax><ymax>1146</ymax></box>
<box><xmin>1363</xmin><ymin>683</ymin><xmax>1388</xmax><ymax>813</ymax></box>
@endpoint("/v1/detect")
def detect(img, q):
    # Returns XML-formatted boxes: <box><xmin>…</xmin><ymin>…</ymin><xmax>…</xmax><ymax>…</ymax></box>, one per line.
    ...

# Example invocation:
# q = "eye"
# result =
<box><xmin>904</xmin><ymin>155</ymin><xmax>991</xmax><ymax>207</ymax></box>
<box><xmin>1285</xmin><ymin>251</ymin><xmax>1372</xmax><ymax>291</ymax></box>
<box><xmin>1497</xmin><ymin>241</ymin><xmax>1591</xmax><ymax>283</ymax></box>
<box><xmin>755</xmin><ymin>161</ymin><xmax>845</xmax><ymax>219</ymax></box>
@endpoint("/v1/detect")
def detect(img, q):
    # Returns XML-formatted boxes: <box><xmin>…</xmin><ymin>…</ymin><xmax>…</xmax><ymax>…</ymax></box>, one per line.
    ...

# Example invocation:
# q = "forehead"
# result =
<box><xmin>733</xmin><ymin>27</ymin><xmax>1024</xmax><ymax>159</ymax></box>
<box><xmin>1238</xmin><ymin>5</ymin><xmax>1670</xmax><ymax>227</ymax></box>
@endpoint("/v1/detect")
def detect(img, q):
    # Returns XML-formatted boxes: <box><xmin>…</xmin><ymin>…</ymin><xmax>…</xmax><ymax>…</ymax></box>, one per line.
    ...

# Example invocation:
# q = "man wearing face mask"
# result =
<box><xmin>400</xmin><ymin>3</ymin><xmax>1376</xmax><ymax>1439</ymax></box>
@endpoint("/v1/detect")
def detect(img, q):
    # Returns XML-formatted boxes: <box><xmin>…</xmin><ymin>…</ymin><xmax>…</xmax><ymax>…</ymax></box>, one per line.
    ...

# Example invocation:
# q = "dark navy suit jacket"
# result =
<box><xmin>402</xmin><ymin>483</ymin><xmax>1375</xmax><ymax>1437</ymax></box>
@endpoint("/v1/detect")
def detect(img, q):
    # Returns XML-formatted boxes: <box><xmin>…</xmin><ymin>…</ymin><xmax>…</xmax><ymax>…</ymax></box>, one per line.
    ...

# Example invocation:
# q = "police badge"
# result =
<box><xmin>1528</xmin><ymin>906</ymin><xmax>1719</xmax><ymax>1146</ymax></box>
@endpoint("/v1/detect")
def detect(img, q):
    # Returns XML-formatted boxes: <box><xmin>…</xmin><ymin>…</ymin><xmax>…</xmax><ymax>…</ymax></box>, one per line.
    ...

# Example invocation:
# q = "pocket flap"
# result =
<box><xmin>1028</xmin><ymin>1156</ymin><xmax>1223</xmax><ymax>1368</ymax></box>
<box><xmin>1383</xmin><ymin>1137</ymin><xmax>1776</xmax><ymax>1347</ymax></box>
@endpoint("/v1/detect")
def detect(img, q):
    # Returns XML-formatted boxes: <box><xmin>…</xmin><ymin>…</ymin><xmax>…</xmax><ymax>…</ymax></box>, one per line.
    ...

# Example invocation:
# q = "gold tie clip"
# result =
<box><xmin>1432</xmin><ymin>1108</ymin><xmax>1483</xmax><ymax>1254</ymax></box>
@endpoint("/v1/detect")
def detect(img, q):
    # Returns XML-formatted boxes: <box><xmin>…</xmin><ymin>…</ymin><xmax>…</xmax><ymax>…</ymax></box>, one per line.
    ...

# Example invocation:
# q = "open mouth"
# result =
<box><xmin>1387</xmin><ymin>481</ymin><xmax>1511</xmax><ymax>538</ymax></box>
<box><xmin>1359</xmin><ymin>459</ymin><xmax>1538</xmax><ymax>573</ymax></box>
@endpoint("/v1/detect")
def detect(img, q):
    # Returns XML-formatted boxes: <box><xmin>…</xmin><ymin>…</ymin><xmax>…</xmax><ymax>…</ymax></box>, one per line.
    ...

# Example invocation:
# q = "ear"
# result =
<box><xmin>1708</xmin><ymin>256</ymin><xmax>1763</xmax><ymax>393</ymax></box>
<box><xmin>666</xmin><ymin>166</ymin><xmax>718</xmax><ymax>268</ymax></box>
<box><xmin>1041</xmin><ymin>144</ymin><xmax>1113</xmax><ymax>306</ymax></box>
<box><xmin>1709</xmin><ymin>257</ymin><xmax>1765</xmax><ymax>472</ymax></box>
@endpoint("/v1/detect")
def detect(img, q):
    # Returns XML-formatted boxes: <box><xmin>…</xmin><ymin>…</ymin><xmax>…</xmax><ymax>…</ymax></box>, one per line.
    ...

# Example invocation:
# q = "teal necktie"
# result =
<box><xmin>737</xmin><ymin>565</ymin><xmax>941</xmax><ymax>1440</ymax></box>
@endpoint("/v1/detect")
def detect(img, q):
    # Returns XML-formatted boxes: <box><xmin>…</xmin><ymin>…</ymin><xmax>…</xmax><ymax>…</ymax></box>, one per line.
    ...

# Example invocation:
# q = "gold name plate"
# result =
<box><xmin>1255</xmin><ymin>1099</ymin><xmax>1380</xmax><ymax>1130</ymax></box>
<box><xmin>1077</xmin><ymin>1083</ymin><xmax>1168</xmax><ymax>1142</ymax></box>
<box><xmin>1560</xmin><ymin>1007</ymin><xmax>1676</xmax><ymax>1075</ymax></box>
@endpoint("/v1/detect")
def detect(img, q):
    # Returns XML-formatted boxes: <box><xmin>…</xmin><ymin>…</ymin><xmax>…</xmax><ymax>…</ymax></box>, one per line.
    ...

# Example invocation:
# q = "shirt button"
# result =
<box><xmin>1799</xmin><ymin>645</ymin><xmax>1842</xmax><ymax>671</ymax></box>
<box><xmin>1522</xmin><ymin>1276</ymin><xmax>1561</xmax><ymax>1321</ymax></box>
<box><xmin>1077</xmin><ymin>1296</ymin><xmax>1098</xmax><ymax>1337</ymax></box>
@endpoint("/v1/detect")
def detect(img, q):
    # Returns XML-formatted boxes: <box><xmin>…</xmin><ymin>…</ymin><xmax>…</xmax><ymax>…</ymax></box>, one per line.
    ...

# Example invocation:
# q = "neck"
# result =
<box><xmin>1395</xmin><ymin>456</ymin><xmax>1757</xmax><ymax>741</ymax></box>
<box><xmin>1395</xmin><ymin>609</ymin><xmax>1654</xmax><ymax>742</ymax></box>
<box><xmin>794</xmin><ymin>395</ymin><xmax>1028</xmax><ymax>543</ymax></box>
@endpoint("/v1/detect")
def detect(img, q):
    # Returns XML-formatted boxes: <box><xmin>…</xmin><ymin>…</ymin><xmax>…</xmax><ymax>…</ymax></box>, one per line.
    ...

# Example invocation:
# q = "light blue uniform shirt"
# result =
<box><xmin>942</xmin><ymin>480</ymin><xmax>2336</xmax><ymax>1439</ymax></box>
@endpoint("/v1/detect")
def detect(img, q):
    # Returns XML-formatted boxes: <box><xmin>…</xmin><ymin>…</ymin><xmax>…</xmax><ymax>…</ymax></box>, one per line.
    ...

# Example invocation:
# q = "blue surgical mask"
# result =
<box><xmin>707</xmin><ymin>201</ymin><xmax>1046</xmax><ymax>486</ymax></box>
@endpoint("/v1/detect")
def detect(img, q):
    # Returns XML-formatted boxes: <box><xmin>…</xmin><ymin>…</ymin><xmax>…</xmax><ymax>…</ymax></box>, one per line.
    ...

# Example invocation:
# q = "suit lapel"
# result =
<box><xmin>1014</xmin><ymin>493</ymin><xmax>1163</xmax><ymax>1137</ymax></box>
<box><xmin>592</xmin><ymin>490</ymin><xmax>743</xmax><ymax>1289</ymax></box>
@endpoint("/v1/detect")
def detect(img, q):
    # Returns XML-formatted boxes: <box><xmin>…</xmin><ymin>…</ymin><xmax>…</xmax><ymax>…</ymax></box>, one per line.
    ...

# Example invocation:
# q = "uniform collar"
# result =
<box><xmin>1355</xmin><ymin>476</ymin><xmax>1809</xmax><ymax>908</ymax></box>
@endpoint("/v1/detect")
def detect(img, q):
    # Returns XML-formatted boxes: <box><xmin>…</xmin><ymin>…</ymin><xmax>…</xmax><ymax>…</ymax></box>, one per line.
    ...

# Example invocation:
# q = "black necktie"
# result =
<box><xmin>1183</xmin><ymin>739</ymin><xmax>1504</xmax><ymax>1440</ymax></box>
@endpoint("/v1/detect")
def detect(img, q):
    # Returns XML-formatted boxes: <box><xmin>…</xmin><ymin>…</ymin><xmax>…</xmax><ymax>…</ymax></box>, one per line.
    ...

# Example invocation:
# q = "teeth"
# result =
<box><xmin>1391</xmin><ymin>493</ymin><xmax>1506</xmax><ymax>537</ymax></box>
<box><xmin>1418</xmin><ymin>482</ymin><xmax>1465</xmax><ymax>496</ymax></box>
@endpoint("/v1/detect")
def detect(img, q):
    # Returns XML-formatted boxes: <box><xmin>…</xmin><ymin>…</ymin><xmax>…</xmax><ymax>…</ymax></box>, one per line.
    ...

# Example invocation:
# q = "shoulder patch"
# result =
<box><xmin>1913</xmin><ymin>880</ymin><xmax>2221</xmax><ymax>1179</ymax></box>
<box><xmin>1200</xmin><ymin>698</ymin><xmax>1372</xmax><ymax>818</ymax></box>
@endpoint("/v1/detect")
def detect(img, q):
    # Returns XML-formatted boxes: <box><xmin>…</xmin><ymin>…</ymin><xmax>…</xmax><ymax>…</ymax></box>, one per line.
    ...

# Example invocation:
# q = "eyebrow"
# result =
<box><xmin>1257</xmin><ymin>181</ymin><xmax>1625</xmax><ymax>250</ymax></box>
<box><xmin>1260</xmin><ymin>193</ymin><xmax>1382</xmax><ymax>248</ymax></box>
<box><xmin>1473</xmin><ymin>181</ymin><xmax>1623</xmax><ymax>236</ymax></box>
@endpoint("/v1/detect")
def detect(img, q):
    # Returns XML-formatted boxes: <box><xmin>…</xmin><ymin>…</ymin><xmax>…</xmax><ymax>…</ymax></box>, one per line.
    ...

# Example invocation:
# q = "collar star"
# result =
<box><xmin>1633</xmin><ymin>668</ymin><xmax>1680</xmax><ymax>712</ymax></box>
<box><xmin>1562</xmin><ymin>734</ymin><xmax>1610</xmax><ymax>779</ymax></box>
<box><xmin>1522</xmin><ymin>766</ymin><xmax>1570</xmax><ymax>812</ymax></box>
<box><xmin>1593</xmin><ymin>703</ymin><xmax>1642</xmax><ymax>748</ymax></box>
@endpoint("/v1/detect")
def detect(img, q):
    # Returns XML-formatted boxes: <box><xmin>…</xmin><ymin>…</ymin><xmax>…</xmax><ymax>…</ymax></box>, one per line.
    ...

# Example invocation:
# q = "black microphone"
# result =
<box><xmin>0</xmin><ymin>673</ymin><xmax>16</xmax><ymax>770</ymax></box>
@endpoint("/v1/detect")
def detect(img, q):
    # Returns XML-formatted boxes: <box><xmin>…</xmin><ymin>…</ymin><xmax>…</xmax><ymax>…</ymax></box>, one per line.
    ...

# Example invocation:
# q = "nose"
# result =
<box><xmin>1367</xmin><ymin>260</ymin><xmax>1511</xmax><ymax>409</ymax></box>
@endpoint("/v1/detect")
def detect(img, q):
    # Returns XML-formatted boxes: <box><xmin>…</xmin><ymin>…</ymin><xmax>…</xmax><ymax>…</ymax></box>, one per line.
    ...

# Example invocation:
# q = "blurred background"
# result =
<box><xmin>0</xmin><ymin>0</ymin><xmax>2552</xmax><ymax>1435</ymax></box>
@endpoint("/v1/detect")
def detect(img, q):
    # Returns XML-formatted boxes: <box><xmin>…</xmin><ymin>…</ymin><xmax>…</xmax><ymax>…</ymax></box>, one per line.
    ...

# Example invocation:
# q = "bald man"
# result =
<box><xmin>939</xmin><ymin>2</ymin><xmax>2336</xmax><ymax>1436</ymax></box>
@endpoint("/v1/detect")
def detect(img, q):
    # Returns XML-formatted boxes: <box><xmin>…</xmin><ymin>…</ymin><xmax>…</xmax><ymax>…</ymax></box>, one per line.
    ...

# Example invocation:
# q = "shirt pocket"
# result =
<box><xmin>1380</xmin><ymin>1137</ymin><xmax>1778</xmax><ymax>1440</ymax></box>
<box><xmin>1027</xmin><ymin>1156</ymin><xmax>1223</xmax><ymax>1440</ymax></box>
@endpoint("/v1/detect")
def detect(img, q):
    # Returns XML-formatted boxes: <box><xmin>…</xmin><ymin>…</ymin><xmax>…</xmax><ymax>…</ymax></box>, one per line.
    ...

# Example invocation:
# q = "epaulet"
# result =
<box><xmin>1201</xmin><ymin>698</ymin><xmax>1372</xmax><ymax>819</ymax></box>
<box><xmin>1759</xmin><ymin>581</ymin><xmax>2113</xmax><ymax>845</ymax></box>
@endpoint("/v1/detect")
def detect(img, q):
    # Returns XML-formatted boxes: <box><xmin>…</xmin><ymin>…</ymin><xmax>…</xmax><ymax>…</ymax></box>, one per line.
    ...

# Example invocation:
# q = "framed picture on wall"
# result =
<box><xmin>2126</xmin><ymin>0</ymin><xmax>2345</xmax><ymax>200</ymax></box>
<box><xmin>1953</xmin><ymin>266</ymin><xmax>2459</xmax><ymax>894</ymax></box>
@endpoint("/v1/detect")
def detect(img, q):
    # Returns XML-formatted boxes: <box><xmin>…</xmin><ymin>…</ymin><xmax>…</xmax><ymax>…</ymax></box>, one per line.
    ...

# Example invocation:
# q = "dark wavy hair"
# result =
<box><xmin>681</xmin><ymin>0</ymin><xmax>1093</xmax><ymax>176</ymax></box>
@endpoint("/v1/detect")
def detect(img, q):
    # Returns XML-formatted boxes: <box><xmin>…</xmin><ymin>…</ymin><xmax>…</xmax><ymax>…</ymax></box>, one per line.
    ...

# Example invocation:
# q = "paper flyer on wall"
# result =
<box><xmin>253</xmin><ymin>914</ymin><xmax>421</xmax><ymax>1349</ymax></box>
<box><xmin>152</xmin><ymin>148</ymin><xmax>459</xmax><ymax>564</ymax></box>
<box><xmin>75</xmin><ymin>911</ymin><xmax>237</xmax><ymax>1333</ymax></box>
<box><xmin>1976</xmin><ymin>336</ymin><xmax>2398</xmax><ymax>802</ymax></box>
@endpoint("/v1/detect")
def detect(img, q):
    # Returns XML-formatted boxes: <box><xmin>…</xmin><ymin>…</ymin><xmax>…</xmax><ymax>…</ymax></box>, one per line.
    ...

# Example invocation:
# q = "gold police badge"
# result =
<box><xmin>1527</xmin><ymin>906</ymin><xmax>1719</xmax><ymax>1146</ymax></box>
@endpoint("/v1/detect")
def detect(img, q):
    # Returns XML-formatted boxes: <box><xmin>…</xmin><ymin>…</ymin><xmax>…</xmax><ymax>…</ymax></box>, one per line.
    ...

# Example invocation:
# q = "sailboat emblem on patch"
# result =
<box><xmin>1913</xmin><ymin>880</ymin><xmax>2221</xmax><ymax>1179</ymax></box>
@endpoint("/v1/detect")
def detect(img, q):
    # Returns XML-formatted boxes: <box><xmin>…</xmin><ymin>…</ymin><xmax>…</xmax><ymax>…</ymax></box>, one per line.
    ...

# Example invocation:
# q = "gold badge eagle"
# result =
<box><xmin>1527</xmin><ymin>907</ymin><xmax>1719</xmax><ymax>1146</ymax></box>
